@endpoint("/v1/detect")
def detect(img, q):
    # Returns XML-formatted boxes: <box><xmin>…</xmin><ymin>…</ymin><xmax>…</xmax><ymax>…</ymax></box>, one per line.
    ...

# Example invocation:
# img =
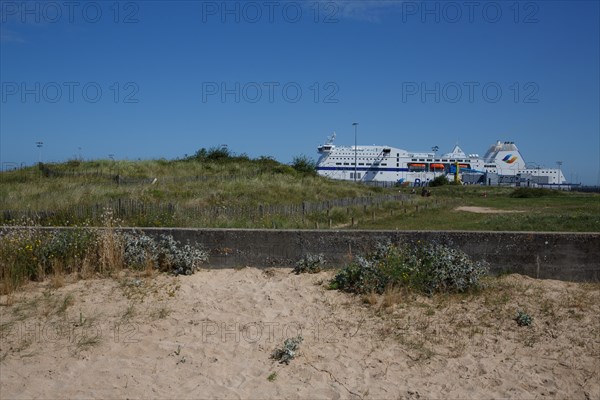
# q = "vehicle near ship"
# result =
<box><xmin>316</xmin><ymin>133</ymin><xmax>566</xmax><ymax>187</ymax></box>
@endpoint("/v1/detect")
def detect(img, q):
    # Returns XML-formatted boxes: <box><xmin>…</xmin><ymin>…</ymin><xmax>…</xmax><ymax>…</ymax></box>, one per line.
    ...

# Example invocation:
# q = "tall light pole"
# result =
<box><xmin>36</xmin><ymin>141</ymin><xmax>43</xmax><ymax>164</ymax></box>
<box><xmin>431</xmin><ymin>145</ymin><xmax>439</xmax><ymax>176</ymax></box>
<box><xmin>353</xmin><ymin>122</ymin><xmax>359</xmax><ymax>182</ymax></box>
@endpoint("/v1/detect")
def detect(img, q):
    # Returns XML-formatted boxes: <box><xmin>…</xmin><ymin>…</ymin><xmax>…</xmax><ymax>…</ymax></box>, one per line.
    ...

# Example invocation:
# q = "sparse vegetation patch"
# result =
<box><xmin>270</xmin><ymin>336</ymin><xmax>303</xmax><ymax>364</ymax></box>
<box><xmin>515</xmin><ymin>309</ymin><xmax>533</xmax><ymax>326</ymax></box>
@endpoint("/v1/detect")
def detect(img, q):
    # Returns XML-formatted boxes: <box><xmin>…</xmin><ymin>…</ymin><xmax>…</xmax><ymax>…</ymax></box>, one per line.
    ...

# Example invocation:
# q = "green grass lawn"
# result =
<box><xmin>359</xmin><ymin>187</ymin><xmax>600</xmax><ymax>232</ymax></box>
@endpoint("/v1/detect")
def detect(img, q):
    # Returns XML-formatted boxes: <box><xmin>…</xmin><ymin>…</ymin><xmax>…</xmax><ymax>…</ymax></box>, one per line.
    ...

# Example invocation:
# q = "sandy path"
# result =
<box><xmin>455</xmin><ymin>206</ymin><xmax>525</xmax><ymax>214</ymax></box>
<box><xmin>1</xmin><ymin>269</ymin><xmax>598</xmax><ymax>399</ymax></box>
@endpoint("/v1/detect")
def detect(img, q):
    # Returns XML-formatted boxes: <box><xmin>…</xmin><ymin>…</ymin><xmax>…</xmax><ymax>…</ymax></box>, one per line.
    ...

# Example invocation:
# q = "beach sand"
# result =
<box><xmin>1</xmin><ymin>268</ymin><xmax>598</xmax><ymax>399</ymax></box>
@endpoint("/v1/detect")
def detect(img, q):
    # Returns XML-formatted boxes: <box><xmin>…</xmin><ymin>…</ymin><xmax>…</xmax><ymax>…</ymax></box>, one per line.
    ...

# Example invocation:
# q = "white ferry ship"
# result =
<box><xmin>316</xmin><ymin>133</ymin><xmax>566</xmax><ymax>186</ymax></box>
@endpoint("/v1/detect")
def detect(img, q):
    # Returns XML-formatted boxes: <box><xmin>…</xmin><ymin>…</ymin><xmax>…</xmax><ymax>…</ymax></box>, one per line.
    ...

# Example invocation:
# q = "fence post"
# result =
<box><xmin>302</xmin><ymin>202</ymin><xmax>306</xmax><ymax>223</ymax></box>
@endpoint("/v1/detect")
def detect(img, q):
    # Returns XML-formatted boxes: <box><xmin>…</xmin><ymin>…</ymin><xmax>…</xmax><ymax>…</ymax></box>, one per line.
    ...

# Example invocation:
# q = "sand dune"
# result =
<box><xmin>1</xmin><ymin>268</ymin><xmax>598</xmax><ymax>399</ymax></box>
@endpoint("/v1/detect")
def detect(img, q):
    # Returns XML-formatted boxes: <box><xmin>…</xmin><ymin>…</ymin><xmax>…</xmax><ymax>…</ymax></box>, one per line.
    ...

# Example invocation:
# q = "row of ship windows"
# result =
<box><xmin>330</xmin><ymin>158</ymin><xmax>397</xmax><ymax>161</ymax></box>
<box><xmin>335</xmin><ymin>162</ymin><xmax>391</xmax><ymax>166</ymax></box>
<box><xmin>334</xmin><ymin>162</ymin><xmax>468</xmax><ymax>167</ymax></box>
<box><xmin>334</xmin><ymin>153</ymin><xmax>401</xmax><ymax>156</ymax></box>
<box><xmin>411</xmin><ymin>158</ymin><xmax>469</xmax><ymax>162</ymax></box>
<box><xmin>332</xmin><ymin>156</ymin><xmax>470</xmax><ymax>163</ymax></box>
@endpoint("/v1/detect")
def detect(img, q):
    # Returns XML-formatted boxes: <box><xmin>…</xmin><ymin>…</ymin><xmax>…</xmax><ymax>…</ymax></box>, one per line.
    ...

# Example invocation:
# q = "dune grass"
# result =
<box><xmin>0</xmin><ymin>157</ymin><xmax>383</xmax><ymax>214</ymax></box>
<box><xmin>1</xmin><ymin>156</ymin><xmax>598</xmax><ymax>231</ymax></box>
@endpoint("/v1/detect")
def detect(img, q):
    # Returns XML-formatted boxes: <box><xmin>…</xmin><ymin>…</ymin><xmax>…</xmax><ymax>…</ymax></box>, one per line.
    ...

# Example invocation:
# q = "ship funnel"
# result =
<box><xmin>487</xmin><ymin>142</ymin><xmax>526</xmax><ymax>170</ymax></box>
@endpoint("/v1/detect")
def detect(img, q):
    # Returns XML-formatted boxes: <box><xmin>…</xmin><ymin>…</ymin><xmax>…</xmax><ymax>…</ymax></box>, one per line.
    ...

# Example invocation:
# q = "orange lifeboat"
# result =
<box><xmin>409</xmin><ymin>163</ymin><xmax>426</xmax><ymax>168</ymax></box>
<box><xmin>430</xmin><ymin>163</ymin><xmax>445</xmax><ymax>169</ymax></box>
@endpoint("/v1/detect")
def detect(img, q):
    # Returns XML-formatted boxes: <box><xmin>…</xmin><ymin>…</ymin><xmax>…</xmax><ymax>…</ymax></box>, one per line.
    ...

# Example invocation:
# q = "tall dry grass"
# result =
<box><xmin>0</xmin><ymin>210</ymin><xmax>209</xmax><ymax>295</ymax></box>
<box><xmin>0</xmin><ymin>210</ymin><xmax>125</xmax><ymax>295</ymax></box>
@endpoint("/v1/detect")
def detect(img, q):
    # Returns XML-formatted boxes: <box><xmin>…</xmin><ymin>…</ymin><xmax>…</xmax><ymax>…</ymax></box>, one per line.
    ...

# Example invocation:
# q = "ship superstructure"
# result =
<box><xmin>316</xmin><ymin>134</ymin><xmax>566</xmax><ymax>186</ymax></box>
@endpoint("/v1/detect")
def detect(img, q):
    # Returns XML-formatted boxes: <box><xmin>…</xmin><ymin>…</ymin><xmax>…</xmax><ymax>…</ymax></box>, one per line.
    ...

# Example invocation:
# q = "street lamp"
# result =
<box><xmin>352</xmin><ymin>122</ymin><xmax>359</xmax><ymax>182</ymax></box>
<box><xmin>36</xmin><ymin>141</ymin><xmax>43</xmax><ymax>164</ymax></box>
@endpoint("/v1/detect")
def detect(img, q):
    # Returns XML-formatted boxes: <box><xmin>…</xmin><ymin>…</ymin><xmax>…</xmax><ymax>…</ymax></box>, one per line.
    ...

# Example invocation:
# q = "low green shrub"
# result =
<box><xmin>122</xmin><ymin>232</ymin><xmax>208</xmax><ymax>275</ymax></box>
<box><xmin>290</xmin><ymin>155</ymin><xmax>317</xmax><ymax>176</ymax></box>
<box><xmin>509</xmin><ymin>188</ymin><xmax>562</xmax><ymax>198</ymax></box>
<box><xmin>122</xmin><ymin>231</ymin><xmax>159</xmax><ymax>270</ymax></box>
<box><xmin>330</xmin><ymin>241</ymin><xmax>488</xmax><ymax>295</ymax></box>
<box><xmin>328</xmin><ymin>256</ymin><xmax>388</xmax><ymax>294</ymax></box>
<box><xmin>270</xmin><ymin>336</ymin><xmax>303</xmax><ymax>364</ymax></box>
<box><xmin>429</xmin><ymin>175</ymin><xmax>449</xmax><ymax>187</ymax></box>
<box><xmin>44</xmin><ymin>227</ymin><xmax>99</xmax><ymax>269</ymax></box>
<box><xmin>293</xmin><ymin>253</ymin><xmax>327</xmax><ymax>274</ymax></box>
<box><xmin>515</xmin><ymin>309</ymin><xmax>533</xmax><ymax>326</ymax></box>
<box><xmin>155</xmin><ymin>234</ymin><xmax>208</xmax><ymax>275</ymax></box>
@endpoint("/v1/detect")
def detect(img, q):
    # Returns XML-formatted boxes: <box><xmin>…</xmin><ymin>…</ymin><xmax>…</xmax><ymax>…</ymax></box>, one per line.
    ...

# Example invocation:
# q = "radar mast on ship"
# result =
<box><xmin>326</xmin><ymin>132</ymin><xmax>336</xmax><ymax>144</ymax></box>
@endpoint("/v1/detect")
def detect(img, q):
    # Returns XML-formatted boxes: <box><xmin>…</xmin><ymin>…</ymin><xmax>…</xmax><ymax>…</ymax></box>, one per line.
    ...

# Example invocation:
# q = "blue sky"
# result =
<box><xmin>1</xmin><ymin>0</ymin><xmax>599</xmax><ymax>184</ymax></box>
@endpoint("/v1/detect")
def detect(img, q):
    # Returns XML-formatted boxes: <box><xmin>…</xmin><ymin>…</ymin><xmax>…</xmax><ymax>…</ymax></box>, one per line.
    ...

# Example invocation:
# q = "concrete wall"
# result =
<box><xmin>138</xmin><ymin>228</ymin><xmax>599</xmax><ymax>282</ymax></box>
<box><xmin>2</xmin><ymin>227</ymin><xmax>598</xmax><ymax>282</ymax></box>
